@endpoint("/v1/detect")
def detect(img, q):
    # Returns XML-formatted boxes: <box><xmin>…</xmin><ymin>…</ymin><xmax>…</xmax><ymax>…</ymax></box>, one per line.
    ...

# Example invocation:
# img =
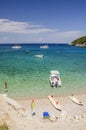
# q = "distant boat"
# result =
<box><xmin>40</xmin><ymin>45</ymin><xmax>49</xmax><ymax>49</ymax></box>
<box><xmin>12</xmin><ymin>44</ymin><xmax>22</xmax><ymax>49</ymax></box>
<box><xmin>34</xmin><ymin>54</ymin><xmax>44</xmax><ymax>58</ymax></box>
<box><xmin>25</xmin><ymin>50</ymin><xmax>30</xmax><ymax>54</ymax></box>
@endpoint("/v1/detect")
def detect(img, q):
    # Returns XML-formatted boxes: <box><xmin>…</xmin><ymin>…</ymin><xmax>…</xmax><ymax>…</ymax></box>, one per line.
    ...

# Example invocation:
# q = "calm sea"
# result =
<box><xmin>0</xmin><ymin>43</ymin><xmax>86</xmax><ymax>99</ymax></box>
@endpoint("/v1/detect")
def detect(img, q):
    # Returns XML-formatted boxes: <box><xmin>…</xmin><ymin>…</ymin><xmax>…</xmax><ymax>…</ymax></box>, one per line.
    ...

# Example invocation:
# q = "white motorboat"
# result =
<box><xmin>12</xmin><ymin>44</ymin><xmax>22</xmax><ymax>49</ymax></box>
<box><xmin>50</xmin><ymin>70</ymin><xmax>61</xmax><ymax>87</ymax></box>
<box><xmin>34</xmin><ymin>54</ymin><xmax>44</xmax><ymax>58</ymax></box>
<box><xmin>40</xmin><ymin>45</ymin><xmax>49</xmax><ymax>49</ymax></box>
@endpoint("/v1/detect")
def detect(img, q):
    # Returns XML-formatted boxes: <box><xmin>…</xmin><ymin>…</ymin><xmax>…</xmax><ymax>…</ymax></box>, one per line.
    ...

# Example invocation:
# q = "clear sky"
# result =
<box><xmin>0</xmin><ymin>0</ymin><xmax>86</xmax><ymax>43</ymax></box>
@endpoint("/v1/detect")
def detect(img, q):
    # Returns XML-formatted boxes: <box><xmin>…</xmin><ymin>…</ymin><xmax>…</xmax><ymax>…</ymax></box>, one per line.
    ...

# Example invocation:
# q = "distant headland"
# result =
<box><xmin>70</xmin><ymin>36</ymin><xmax>86</xmax><ymax>47</ymax></box>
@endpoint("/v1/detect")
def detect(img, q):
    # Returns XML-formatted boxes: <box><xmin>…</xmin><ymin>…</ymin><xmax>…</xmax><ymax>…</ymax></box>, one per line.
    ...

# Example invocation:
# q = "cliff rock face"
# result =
<box><xmin>70</xmin><ymin>36</ymin><xmax>86</xmax><ymax>47</ymax></box>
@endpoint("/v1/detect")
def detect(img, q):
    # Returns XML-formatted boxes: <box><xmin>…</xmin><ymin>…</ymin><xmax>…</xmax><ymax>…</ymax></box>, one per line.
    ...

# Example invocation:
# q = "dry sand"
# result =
<box><xmin>0</xmin><ymin>93</ymin><xmax>86</xmax><ymax>130</ymax></box>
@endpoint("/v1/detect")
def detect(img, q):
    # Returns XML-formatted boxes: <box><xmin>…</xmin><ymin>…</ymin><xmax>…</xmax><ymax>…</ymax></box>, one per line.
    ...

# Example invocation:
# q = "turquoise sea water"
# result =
<box><xmin>0</xmin><ymin>43</ymin><xmax>86</xmax><ymax>99</ymax></box>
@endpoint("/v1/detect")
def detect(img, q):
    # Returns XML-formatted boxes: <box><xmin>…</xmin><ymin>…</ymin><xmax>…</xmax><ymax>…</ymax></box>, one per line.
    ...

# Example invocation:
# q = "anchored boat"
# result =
<box><xmin>50</xmin><ymin>70</ymin><xmax>61</xmax><ymax>87</ymax></box>
<box><xmin>12</xmin><ymin>44</ymin><xmax>22</xmax><ymax>49</ymax></box>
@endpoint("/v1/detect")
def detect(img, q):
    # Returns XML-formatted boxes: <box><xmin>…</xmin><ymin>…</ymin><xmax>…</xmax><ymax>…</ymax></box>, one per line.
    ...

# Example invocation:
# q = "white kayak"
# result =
<box><xmin>48</xmin><ymin>95</ymin><xmax>62</xmax><ymax>111</ymax></box>
<box><xmin>69</xmin><ymin>95</ymin><xmax>83</xmax><ymax>106</ymax></box>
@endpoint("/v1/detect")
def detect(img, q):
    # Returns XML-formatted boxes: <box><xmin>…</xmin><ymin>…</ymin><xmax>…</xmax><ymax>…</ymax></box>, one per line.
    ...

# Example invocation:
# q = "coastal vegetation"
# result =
<box><xmin>0</xmin><ymin>123</ymin><xmax>8</xmax><ymax>130</ymax></box>
<box><xmin>70</xmin><ymin>36</ymin><xmax>86</xmax><ymax>47</ymax></box>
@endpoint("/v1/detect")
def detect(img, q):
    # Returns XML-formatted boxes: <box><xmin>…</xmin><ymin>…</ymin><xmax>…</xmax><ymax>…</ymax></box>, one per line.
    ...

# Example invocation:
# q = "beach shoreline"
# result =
<box><xmin>11</xmin><ymin>92</ymin><xmax>86</xmax><ymax>101</ymax></box>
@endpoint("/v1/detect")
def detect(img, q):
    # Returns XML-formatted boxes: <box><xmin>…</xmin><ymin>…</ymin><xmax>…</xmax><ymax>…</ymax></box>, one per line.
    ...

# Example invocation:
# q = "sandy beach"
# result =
<box><xmin>0</xmin><ymin>93</ymin><xmax>86</xmax><ymax>130</ymax></box>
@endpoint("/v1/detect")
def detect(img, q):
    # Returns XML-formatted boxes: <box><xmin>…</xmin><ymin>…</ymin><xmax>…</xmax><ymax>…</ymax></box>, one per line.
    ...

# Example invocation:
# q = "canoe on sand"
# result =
<box><xmin>48</xmin><ymin>95</ymin><xmax>62</xmax><ymax>111</ymax></box>
<box><xmin>69</xmin><ymin>95</ymin><xmax>83</xmax><ymax>106</ymax></box>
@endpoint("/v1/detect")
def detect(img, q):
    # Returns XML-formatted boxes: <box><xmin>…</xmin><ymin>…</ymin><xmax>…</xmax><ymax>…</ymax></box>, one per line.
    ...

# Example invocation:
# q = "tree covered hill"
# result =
<box><xmin>71</xmin><ymin>36</ymin><xmax>86</xmax><ymax>47</ymax></box>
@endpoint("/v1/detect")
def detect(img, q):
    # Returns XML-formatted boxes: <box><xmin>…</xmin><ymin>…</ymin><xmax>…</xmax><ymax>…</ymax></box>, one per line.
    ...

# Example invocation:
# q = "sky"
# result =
<box><xmin>0</xmin><ymin>0</ymin><xmax>86</xmax><ymax>43</ymax></box>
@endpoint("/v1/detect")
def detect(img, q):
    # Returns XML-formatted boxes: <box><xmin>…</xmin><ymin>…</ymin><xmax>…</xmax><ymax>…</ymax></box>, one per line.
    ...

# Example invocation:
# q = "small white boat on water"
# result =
<box><xmin>12</xmin><ymin>44</ymin><xmax>22</xmax><ymax>49</ymax></box>
<box><xmin>40</xmin><ymin>45</ymin><xmax>49</xmax><ymax>49</ymax></box>
<box><xmin>34</xmin><ymin>54</ymin><xmax>44</xmax><ymax>58</ymax></box>
<box><xmin>50</xmin><ymin>70</ymin><xmax>61</xmax><ymax>87</ymax></box>
<box><xmin>48</xmin><ymin>95</ymin><xmax>62</xmax><ymax>111</ymax></box>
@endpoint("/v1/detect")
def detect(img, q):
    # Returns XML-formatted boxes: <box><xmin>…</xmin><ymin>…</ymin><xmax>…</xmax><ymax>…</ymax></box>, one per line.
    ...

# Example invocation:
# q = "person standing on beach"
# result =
<box><xmin>4</xmin><ymin>82</ymin><xmax>8</xmax><ymax>92</ymax></box>
<box><xmin>31</xmin><ymin>99</ymin><xmax>36</xmax><ymax>116</ymax></box>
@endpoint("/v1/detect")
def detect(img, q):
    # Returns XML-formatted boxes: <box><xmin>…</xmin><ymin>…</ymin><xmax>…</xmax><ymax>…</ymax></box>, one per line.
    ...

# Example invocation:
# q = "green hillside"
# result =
<box><xmin>71</xmin><ymin>36</ymin><xmax>86</xmax><ymax>47</ymax></box>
